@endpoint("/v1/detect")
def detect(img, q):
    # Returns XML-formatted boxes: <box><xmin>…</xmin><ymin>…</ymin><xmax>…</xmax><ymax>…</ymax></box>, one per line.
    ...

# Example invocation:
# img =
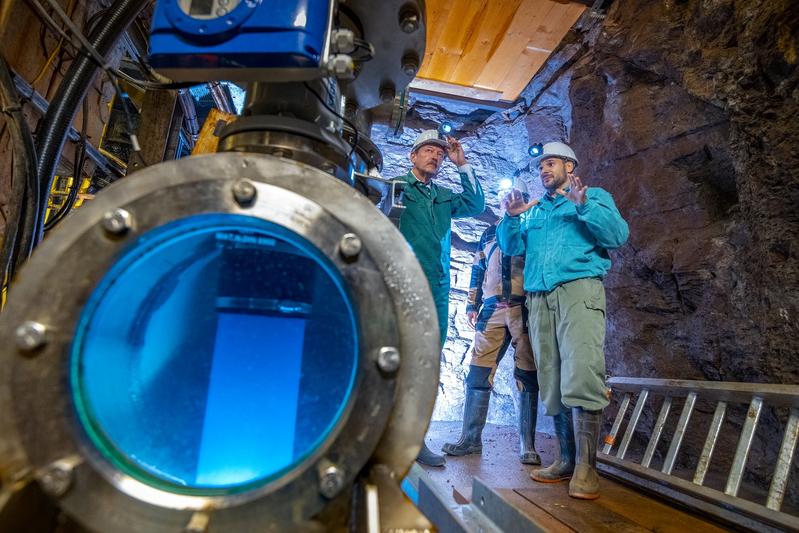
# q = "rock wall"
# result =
<box><xmin>375</xmin><ymin>0</ymin><xmax>798</xmax><ymax>499</ymax></box>
<box><xmin>552</xmin><ymin>0</ymin><xmax>799</xmax><ymax>499</ymax></box>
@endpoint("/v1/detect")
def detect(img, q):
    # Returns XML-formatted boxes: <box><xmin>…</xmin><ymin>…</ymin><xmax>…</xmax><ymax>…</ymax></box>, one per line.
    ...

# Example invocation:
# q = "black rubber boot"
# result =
<box><xmin>530</xmin><ymin>410</ymin><xmax>575</xmax><ymax>483</ymax></box>
<box><xmin>416</xmin><ymin>441</ymin><xmax>446</xmax><ymax>467</ymax></box>
<box><xmin>569</xmin><ymin>407</ymin><xmax>601</xmax><ymax>499</ymax></box>
<box><xmin>518</xmin><ymin>391</ymin><xmax>542</xmax><ymax>465</ymax></box>
<box><xmin>442</xmin><ymin>388</ymin><xmax>491</xmax><ymax>456</ymax></box>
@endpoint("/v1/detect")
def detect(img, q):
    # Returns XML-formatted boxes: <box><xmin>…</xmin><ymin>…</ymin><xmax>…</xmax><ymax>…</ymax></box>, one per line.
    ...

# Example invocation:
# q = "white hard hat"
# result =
<box><xmin>411</xmin><ymin>129</ymin><xmax>449</xmax><ymax>152</ymax></box>
<box><xmin>531</xmin><ymin>141</ymin><xmax>579</xmax><ymax>168</ymax></box>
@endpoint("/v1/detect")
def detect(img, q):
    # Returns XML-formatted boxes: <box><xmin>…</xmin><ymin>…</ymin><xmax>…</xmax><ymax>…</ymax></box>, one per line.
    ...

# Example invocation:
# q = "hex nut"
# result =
<box><xmin>232</xmin><ymin>179</ymin><xmax>257</xmax><ymax>207</ymax></box>
<box><xmin>377</xmin><ymin>346</ymin><xmax>401</xmax><ymax>373</ymax></box>
<box><xmin>339</xmin><ymin>233</ymin><xmax>362</xmax><ymax>260</ymax></box>
<box><xmin>102</xmin><ymin>208</ymin><xmax>133</xmax><ymax>235</ymax></box>
<box><xmin>319</xmin><ymin>465</ymin><xmax>344</xmax><ymax>499</ymax></box>
<box><xmin>15</xmin><ymin>321</ymin><xmax>47</xmax><ymax>352</ymax></box>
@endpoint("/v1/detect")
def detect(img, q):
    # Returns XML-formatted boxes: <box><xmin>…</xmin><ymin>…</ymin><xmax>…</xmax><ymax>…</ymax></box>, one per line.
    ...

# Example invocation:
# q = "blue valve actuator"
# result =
<box><xmin>149</xmin><ymin>0</ymin><xmax>332</xmax><ymax>81</ymax></box>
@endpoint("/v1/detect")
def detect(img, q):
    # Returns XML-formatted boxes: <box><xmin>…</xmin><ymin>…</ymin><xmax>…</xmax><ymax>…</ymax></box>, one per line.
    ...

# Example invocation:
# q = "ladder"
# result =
<box><xmin>598</xmin><ymin>377</ymin><xmax>799</xmax><ymax>532</ymax></box>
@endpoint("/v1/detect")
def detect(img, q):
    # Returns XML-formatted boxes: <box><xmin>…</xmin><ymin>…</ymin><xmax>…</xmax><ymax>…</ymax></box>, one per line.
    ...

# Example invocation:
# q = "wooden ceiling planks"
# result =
<box><xmin>495</xmin><ymin>1</ymin><xmax>585</xmax><ymax>99</ymax></box>
<box><xmin>417</xmin><ymin>0</ymin><xmax>587</xmax><ymax>103</ymax></box>
<box><xmin>448</xmin><ymin>0</ymin><xmax>523</xmax><ymax>87</ymax></box>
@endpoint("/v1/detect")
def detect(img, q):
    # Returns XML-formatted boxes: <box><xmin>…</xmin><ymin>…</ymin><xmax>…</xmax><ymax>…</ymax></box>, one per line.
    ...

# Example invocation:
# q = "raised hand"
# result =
<box><xmin>562</xmin><ymin>174</ymin><xmax>588</xmax><ymax>205</ymax></box>
<box><xmin>445</xmin><ymin>136</ymin><xmax>467</xmax><ymax>166</ymax></box>
<box><xmin>504</xmin><ymin>189</ymin><xmax>539</xmax><ymax>217</ymax></box>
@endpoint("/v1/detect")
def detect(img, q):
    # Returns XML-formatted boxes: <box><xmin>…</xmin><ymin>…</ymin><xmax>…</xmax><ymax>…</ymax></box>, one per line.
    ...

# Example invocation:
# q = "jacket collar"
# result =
<box><xmin>540</xmin><ymin>187</ymin><xmax>571</xmax><ymax>208</ymax></box>
<box><xmin>401</xmin><ymin>170</ymin><xmax>435</xmax><ymax>189</ymax></box>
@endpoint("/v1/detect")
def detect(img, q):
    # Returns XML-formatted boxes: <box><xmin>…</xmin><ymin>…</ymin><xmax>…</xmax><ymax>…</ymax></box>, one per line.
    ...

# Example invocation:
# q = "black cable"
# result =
<box><xmin>34</xmin><ymin>0</ymin><xmax>150</xmax><ymax>248</ymax></box>
<box><xmin>37</xmin><ymin>0</ymin><xmax>142</xmax><ymax>155</ymax></box>
<box><xmin>44</xmin><ymin>97</ymin><xmax>88</xmax><ymax>231</ymax></box>
<box><xmin>114</xmin><ymin>68</ymin><xmax>198</xmax><ymax>91</ymax></box>
<box><xmin>303</xmin><ymin>81</ymin><xmax>359</xmax><ymax>162</ymax></box>
<box><xmin>0</xmin><ymin>54</ymin><xmax>40</xmax><ymax>282</ymax></box>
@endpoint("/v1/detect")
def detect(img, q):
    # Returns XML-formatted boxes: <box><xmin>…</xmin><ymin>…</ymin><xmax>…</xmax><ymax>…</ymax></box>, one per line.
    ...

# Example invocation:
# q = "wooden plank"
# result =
<box><xmin>494</xmin><ymin>488</ymin><xmax>576</xmax><ymax>533</ymax></box>
<box><xmin>533</xmin><ymin>1</ymin><xmax>585</xmax><ymax>52</ymax></box>
<box><xmin>496</xmin><ymin>47</ymin><xmax>550</xmax><ymax>100</ymax></box>
<box><xmin>419</xmin><ymin>0</ymin><xmax>488</xmax><ymax>83</ymax></box>
<box><xmin>473</xmin><ymin>0</ymin><xmax>558</xmax><ymax>89</ymax></box>
<box><xmin>449</xmin><ymin>0</ymin><xmax>524</xmax><ymax>86</ymax></box>
<box><xmin>128</xmin><ymin>89</ymin><xmax>178</xmax><ymax>171</ymax></box>
<box><xmin>515</xmin><ymin>484</ymin><xmax>650</xmax><ymax>533</ymax></box>
<box><xmin>421</xmin><ymin>0</ymin><xmax>451</xmax><ymax>74</ymax></box>
<box><xmin>596</xmin><ymin>477</ymin><xmax>728</xmax><ymax>532</ymax></box>
<box><xmin>410</xmin><ymin>77</ymin><xmax>505</xmax><ymax>101</ymax></box>
<box><xmin>496</xmin><ymin>1</ymin><xmax>585</xmax><ymax>99</ymax></box>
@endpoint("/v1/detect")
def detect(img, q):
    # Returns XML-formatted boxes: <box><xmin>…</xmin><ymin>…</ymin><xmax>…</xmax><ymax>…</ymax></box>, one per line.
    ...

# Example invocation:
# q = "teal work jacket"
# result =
<box><xmin>497</xmin><ymin>187</ymin><xmax>628</xmax><ymax>292</ymax></box>
<box><xmin>396</xmin><ymin>165</ymin><xmax>485</xmax><ymax>287</ymax></box>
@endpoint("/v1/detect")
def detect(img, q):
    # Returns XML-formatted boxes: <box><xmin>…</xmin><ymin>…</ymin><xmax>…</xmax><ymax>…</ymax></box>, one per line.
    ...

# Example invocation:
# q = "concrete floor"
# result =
<box><xmin>419</xmin><ymin>421</ymin><xmax>729</xmax><ymax>532</ymax></box>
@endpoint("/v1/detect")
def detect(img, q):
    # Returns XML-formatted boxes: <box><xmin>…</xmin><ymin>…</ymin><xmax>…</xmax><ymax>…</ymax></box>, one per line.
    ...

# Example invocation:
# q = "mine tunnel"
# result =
<box><xmin>0</xmin><ymin>0</ymin><xmax>797</xmax><ymax>531</ymax></box>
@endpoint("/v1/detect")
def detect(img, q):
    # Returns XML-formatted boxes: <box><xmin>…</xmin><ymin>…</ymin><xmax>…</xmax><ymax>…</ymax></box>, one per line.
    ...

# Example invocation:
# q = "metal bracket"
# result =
<box><xmin>353</xmin><ymin>172</ymin><xmax>406</xmax><ymax>226</ymax></box>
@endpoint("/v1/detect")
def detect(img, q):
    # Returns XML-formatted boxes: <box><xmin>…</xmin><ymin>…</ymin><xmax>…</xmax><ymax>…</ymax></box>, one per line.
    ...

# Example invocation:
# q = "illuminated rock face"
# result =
<box><xmin>377</xmin><ymin>0</ymin><xmax>797</xmax><ymax>498</ymax></box>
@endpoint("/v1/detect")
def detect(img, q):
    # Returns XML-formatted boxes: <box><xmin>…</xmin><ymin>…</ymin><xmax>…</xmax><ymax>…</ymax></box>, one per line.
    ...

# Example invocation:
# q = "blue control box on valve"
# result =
<box><xmin>148</xmin><ymin>0</ymin><xmax>332</xmax><ymax>82</ymax></box>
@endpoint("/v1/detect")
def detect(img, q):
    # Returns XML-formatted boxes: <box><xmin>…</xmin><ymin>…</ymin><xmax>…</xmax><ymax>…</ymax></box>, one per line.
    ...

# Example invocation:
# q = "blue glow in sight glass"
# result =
<box><xmin>69</xmin><ymin>214</ymin><xmax>359</xmax><ymax>495</ymax></box>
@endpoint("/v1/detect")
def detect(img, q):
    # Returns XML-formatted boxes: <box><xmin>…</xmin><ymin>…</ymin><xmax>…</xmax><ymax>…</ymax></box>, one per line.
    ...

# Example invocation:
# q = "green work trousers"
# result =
<box><xmin>430</xmin><ymin>281</ymin><xmax>449</xmax><ymax>349</ymax></box>
<box><xmin>526</xmin><ymin>277</ymin><xmax>608</xmax><ymax>415</ymax></box>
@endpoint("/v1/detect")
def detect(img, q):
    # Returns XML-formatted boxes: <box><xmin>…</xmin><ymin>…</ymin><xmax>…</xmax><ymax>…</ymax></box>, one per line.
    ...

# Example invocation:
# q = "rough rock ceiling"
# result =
<box><xmin>414</xmin><ymin>0</ymin><xmax>586</xmax><ymax>104</ymax></box>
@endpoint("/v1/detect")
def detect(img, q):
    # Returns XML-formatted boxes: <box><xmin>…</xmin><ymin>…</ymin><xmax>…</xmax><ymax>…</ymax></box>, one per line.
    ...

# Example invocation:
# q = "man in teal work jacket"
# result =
<box><xmin>396</xmin><ymin>129</ymin><xmax>485</xmax><ymax>467</ymax></box>
<box><xmin>498</xmin><ymin>142</ymin><xmax>628</xmax><ymax>499</ymax></box>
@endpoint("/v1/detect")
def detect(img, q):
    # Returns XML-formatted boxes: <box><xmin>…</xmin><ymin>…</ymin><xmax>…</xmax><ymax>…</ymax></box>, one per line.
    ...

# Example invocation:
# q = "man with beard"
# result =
<box><xmin>497</xmin><ymin>142</ymin><xmax>628</xmax><ymax>499</ymax></box>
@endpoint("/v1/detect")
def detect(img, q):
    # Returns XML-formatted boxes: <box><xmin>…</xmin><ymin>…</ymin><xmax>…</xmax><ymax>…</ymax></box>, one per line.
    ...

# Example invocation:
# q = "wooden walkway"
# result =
<box><xmin>419</xmin><ymin>421</ymin><xmax>726</xmax><ymax>532</ymax></box>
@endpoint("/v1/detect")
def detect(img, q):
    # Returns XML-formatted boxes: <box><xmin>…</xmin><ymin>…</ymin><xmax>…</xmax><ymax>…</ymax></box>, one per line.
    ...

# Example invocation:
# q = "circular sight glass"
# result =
<box><xmin>70</xmin><ymin>214</ymin><xmax>358</xmax><ymax>494</ymax></box>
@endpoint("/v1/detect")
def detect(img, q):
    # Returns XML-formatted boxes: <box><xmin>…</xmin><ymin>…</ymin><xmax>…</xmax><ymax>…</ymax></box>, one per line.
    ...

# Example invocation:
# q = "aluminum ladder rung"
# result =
<box><xmin>724</xmin><ymin>397</ymin><xmax>763</xmax><ymax>497</ymax></box>
<box><xmin>641</xmin><ymin>396</ymin><xmax>671</xmax><ymax>468</ymax></box>
<box><xmin>766</xmin><ymin>407</ymin><xmax>799</xmax><ymax>511</ymax></box>
<box><xmin>617</xmin><ymin>389</ymin><xmax>649</xmax><ymax>460</ymax></box>
<box><xmin>693</xmin><ymin>401</ymin><xmax>727</xmax><ymax>485</ymax></box>
<box><xmin>602</xmin><ymin>393</ymin><xmax>631</xmax><ymax>454</ymax></box>
<box><xmin>662</xmin><ymin>392</ymin><xmax>697</xmax><ymax>475</ymax></box>
<box><xmin>600</xmin><ymin>378</ymin><xmax>799</xmax><ymax>532</ymax></box>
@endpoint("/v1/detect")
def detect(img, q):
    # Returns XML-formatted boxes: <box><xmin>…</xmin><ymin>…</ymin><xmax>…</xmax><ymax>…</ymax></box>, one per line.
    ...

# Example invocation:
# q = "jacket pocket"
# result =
<box><xmin>583</xmin><ymin>283</ymin><xmax>606</xmax><ymax>317</ymax></box>
<box><xmin>527</xmin><ymin>218</ymin><xmax>545</xmax><ymax>229</ymax></box>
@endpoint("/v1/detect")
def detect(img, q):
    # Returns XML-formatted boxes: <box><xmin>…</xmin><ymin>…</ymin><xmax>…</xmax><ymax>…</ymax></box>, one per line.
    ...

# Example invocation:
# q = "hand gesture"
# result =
<box><xmin>445</xmin><ymin>136</ymin><xmax>467</xmax><ymax>166</ymax></box>
<box><xmin>504</xmin><ymin>189</ymin><xmax>538</xmax><ymax>217</ymax></box>
<box><xmin>559</xmin><ymin>174</ymin><xmax>588</xmax><ymax>205</ymax></box>
<box><xmin>467</xmin><ymin>310</ymin><xmax>478</xmax><ymax>329</ymax></box>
